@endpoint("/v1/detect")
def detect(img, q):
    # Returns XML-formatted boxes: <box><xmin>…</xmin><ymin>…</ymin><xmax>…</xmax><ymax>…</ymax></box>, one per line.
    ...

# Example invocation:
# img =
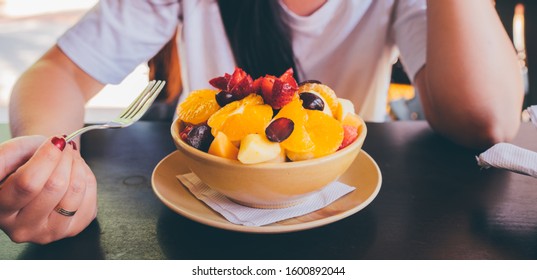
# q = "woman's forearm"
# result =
<box><xmin>420</xmin><ymin>0</ymin><xmax>524</xmax><ymax>149</ymax></box>
<box><xmin>9</xmin><ymin>46</ymin><xmax>103</xmax><ymax>137</ymax></box>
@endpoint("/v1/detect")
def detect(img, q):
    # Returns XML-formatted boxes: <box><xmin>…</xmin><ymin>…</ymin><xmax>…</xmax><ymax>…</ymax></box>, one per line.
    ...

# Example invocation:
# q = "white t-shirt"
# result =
<box><xmin>58</xmin><ymin>0</ymin><xmax>427</xmax><ymax>122</ymax></box>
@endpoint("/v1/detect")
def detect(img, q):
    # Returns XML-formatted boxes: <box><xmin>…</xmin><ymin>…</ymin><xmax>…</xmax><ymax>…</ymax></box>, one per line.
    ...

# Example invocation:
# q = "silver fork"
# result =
<box><xmin>65</xmin><ymin>80</ymin><xmax>166</xmax><ymax>142</ymax></box>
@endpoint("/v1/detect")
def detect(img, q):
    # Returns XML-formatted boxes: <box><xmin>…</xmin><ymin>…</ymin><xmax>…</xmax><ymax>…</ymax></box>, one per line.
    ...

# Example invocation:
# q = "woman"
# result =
<box><xmin>2</xmin><ymin>0</ymin><xmax>524</xmax><ymax>243</ymax></box>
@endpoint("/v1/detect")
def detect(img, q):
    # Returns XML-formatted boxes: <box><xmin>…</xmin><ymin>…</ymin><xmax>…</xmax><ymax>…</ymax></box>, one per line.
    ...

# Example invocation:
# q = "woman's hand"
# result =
<box><xmin>0</xmin><ymin>136</ymin><xmax>97</xmax><ymax>244</ymax></box>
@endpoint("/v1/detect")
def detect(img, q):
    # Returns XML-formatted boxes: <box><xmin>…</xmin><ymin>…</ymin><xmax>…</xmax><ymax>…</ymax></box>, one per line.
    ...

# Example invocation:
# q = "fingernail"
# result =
<box><xmin>70</xmin><ymin>141</ymin><xmax>78</xmax><ymax>151</ymax></box>
<box><xmin>51</xmin><ymin>137</ymin><xmax>66</xmax><ymax>151</ymax></box>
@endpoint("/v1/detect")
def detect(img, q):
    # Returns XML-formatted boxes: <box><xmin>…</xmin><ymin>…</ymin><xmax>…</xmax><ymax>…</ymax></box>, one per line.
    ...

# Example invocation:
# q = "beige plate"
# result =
<box><xmin>151</xmin><ymin>150</ymin><xmax>382</xmax><ymax>233</ymax></box>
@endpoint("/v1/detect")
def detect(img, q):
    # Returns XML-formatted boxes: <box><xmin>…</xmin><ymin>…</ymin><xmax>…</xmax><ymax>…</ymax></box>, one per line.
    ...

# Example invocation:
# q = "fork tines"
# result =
<box><xmin>120</xmin><ymin>80</ymin><xmax>166</xmax><ymax>120</ymax></box>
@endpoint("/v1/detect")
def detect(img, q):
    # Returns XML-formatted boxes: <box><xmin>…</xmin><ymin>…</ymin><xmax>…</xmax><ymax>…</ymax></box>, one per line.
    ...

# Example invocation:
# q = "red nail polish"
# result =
<box><xmin>70</xmin><ymin>141</ymin><xmax>78</xmax><ymax>151</ymax></box>
<box><xmin>51</xmin><ymin>137</ymin><xmax>66</xmax><ymax>151</ymax></box>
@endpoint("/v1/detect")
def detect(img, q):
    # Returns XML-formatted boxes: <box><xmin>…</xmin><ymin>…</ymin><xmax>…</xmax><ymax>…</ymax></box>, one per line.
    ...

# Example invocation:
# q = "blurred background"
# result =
<box><xmin>0</xmin><ymin>0</ymin><xmax>149</xmax><ymax>127</ymax></box>
<box><xmin>0</xmin><ymin>0</ymin><xmax>534</xmax><ymax>130</ymax></box>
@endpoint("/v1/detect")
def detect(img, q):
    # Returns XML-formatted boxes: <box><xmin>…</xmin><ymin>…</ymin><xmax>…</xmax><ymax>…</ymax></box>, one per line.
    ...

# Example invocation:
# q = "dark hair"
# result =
<box><xmin>149</xmin><ymin>1</ymin><xmax>298</xmax><ymax>105</ymax></box>
<box><xmin>217</xmin><ymin>0</ymin><xmax>298</xmax><ymax>79</ymax></box>
<box><xmin>149</xmin><ymin>32</ymin><xmax>181</xmax><ymax>104</ymax></box>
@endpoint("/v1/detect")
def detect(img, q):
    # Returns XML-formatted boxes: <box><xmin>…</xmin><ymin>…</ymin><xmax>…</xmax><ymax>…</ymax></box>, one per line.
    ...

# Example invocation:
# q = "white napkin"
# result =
<box><xmin>176</xmin><ymin>173</ymin><xmax>356</xmax><ymax>226</ymax></box>
<box><xmin>476</xmin><ymin>106</ymin><xmax>537</xmax><ymax>178</ymax></box>
<box><xmin>528</xmin><ymin>105</ymin><xmax>537</xmax><ymax>128</ymax></box>
<box><xmin>476</xmin><ymin>143</ymin><xmax>537</xmax><ymax>178</ymax></box>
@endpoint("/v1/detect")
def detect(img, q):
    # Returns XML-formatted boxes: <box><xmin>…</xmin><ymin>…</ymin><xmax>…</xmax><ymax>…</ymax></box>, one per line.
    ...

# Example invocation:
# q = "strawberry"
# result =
<box><xmin>258</xmin><ymin>68</ymin><xmax>298</xmax><ymax>109</ymax></box>
<box><xmin>252</xmin><ymin>77</ymin><xmax>263</xmax><ymax>94</ymax></box>
<box><xmin>279</xmin><ymin>68</ymin><xmax>298</xmax><ymax>89</ymax></box>
<box><xmin>208</xmin><ymin>67</ymin><xmax>254</xmax><ymax>100</ymax></box>
<box><xmin>259</xmin><ymin>75</ymin><xmax>277</xmax><ymax>103</ymax></box>
<box><xmin>228</xmin><ymin>67</ymin><xmax>247</xmax><ymax>89</ymax></box>
<box><xmin>230</xmin><ymin>73</ymin><xmax>253</xmax><ymax>98</ymax></box>
<box><xmin>208</xmin><ymin>73</ymin><xmax>231</xmax><ymax>90</ymax></box>
<box><xmin>270</xmin><ymin>79</ymin><xmax>296</xmax><ymax>109</ymax></box>
<box><xmin>338</xmin><ymin>125</ymin><xmax>358</xmax><ymax>150</ymax></box>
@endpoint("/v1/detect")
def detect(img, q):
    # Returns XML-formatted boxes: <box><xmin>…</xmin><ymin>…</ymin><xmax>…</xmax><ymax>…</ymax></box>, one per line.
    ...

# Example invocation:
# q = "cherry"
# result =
<box><xmin>300</xmin><ymin>92</ymin><xmax>325</xmax><ymax>111</ymax></box>
<box><xmin>265</xmin><ymin>118</ymin><xmax>294</xmax><ymax>142</ymax></box>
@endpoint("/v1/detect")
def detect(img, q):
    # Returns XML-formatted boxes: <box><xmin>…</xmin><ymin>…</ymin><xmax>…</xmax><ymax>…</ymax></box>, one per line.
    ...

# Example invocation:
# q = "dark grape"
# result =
<box><xmin>186</xmin><ymin>124</ymin><xmax>214</xmax><ymax>152</ymax></box>
<box><xmin>300</xmin><ymin>92</ymin><xmax>325</xmax><ymax>111</ymax></box>
<box><xmin>265</xmin><ymin>118</ymin><xmax>294</xmax><ymax>143</ymax></box>
<box><xmin>215</xmin><ymin>90</ymin><xmax>238</xmax><ymax>107</ymax></box>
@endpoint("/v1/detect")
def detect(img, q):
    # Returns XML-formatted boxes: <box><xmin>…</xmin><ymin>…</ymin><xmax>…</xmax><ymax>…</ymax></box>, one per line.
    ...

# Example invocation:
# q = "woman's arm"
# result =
<box><xmin>9</xmin><ymin>45</ymin><xmax>104</xmax><ymax>137</ymax></box>
<box><xmin>3</xmin><ymin>46</ymin><xmax>102</xmax><ymax>243</ymax></box>
<box><xmin>415</xmin><ymin>0</ymin><xmax>524</xmax><ymax>149</ymax></box>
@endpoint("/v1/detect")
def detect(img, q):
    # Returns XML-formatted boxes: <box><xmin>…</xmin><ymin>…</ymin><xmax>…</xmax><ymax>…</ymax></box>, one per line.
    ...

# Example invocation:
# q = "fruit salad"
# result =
<box><xmin>177</xmin><ymin>67</ymin><xmax>362</xmax><ymax>164</ymax></box>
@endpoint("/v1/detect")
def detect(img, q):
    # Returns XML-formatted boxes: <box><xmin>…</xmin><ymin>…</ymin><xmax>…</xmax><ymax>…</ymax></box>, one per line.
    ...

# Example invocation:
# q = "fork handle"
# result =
<box><xmin>65</xmin><ymin>124</ymin><xmax>109</xmax><ymax>142</ymax></box>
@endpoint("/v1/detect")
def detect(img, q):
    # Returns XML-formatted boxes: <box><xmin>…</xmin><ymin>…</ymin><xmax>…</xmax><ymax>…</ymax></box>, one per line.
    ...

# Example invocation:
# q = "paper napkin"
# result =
<box><xmin>528</xmin><ymin>105</ymin><xmax>537</xmax><ymax>128</ymax></box>
<box><xmin>476</xmin><ymin>106</ymin><xmax>537</xmax><ymax>178</ymax></box>
<box><xmin>476</xmin><ymin>143</ymin><xmax>537</xmax><ymax>178</ymax></box>
<box><xmin>176</xmin><ymin>173</ymin><xmax>356</xmax><ymax>226</ymax></box>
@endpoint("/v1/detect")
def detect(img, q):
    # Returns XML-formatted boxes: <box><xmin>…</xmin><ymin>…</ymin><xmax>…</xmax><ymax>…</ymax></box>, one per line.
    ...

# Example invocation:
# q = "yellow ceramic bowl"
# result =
<box><xmin>170</xmin><ymin>116</ymin><xmax>367</xmax><ymax>208</ymax></box>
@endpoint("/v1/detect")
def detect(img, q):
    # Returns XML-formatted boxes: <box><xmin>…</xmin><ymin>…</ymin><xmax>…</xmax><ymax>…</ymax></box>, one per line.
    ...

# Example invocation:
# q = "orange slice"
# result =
<box><xmin>287</xmin><ymin>110</ymin><xmax>344</xmax><ymax>161</ymax></box>
<box><xmin>177</xmin><ymin>89</ymin><xmax>220</xmax><ymax>124</ymax></box>
<box><xmin>274</xmin><ymin>98</ymin><xmax>306</xmax><ymax>125</ymax></box>
<box><xmin>280</xmin><ymin>122</ymin><xmax>314</xmax><ymax>154</ymax></box>
<box><xmin>274</xmin><ymin>98</ymin><xmax>314</xmax><ymax>153</ymax></box>
<box><xmin>305</xmin><ymin>110</ymin><xmax>344</xmax><ymax>157</ymax></box>
<box><xmin>298</xmin><ymin>83</ymin><xmax>339</xmax><ymax>115</ymax></box>
<box><xmin>207</xmin><ymin>94</ymin><xmax>273</xmax><ymax>142</ymax></box>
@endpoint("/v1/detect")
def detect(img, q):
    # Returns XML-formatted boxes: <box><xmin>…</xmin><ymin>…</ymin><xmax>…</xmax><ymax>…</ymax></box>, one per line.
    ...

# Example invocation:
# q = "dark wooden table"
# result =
<box><xmin>1</xmin><ymin>121</ymin><xmax>536</xmax><ymax>260</ymax></box>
